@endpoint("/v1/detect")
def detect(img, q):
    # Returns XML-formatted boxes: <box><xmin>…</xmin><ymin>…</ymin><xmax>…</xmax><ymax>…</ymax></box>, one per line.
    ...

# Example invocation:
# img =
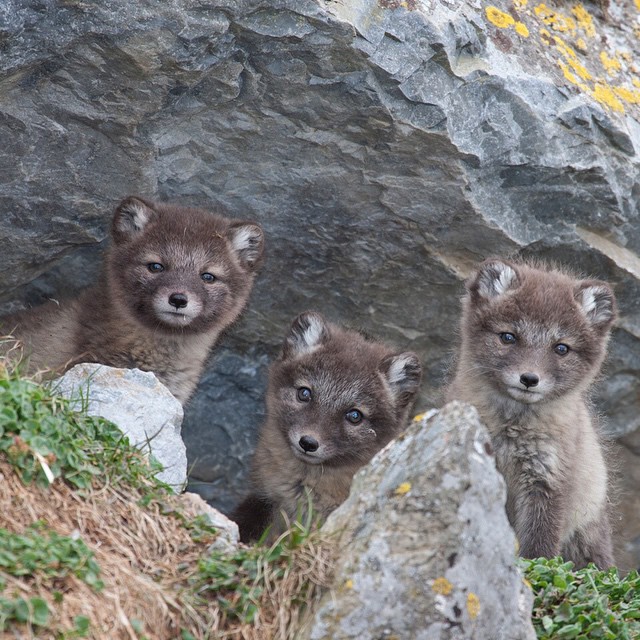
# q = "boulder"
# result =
<box><xmin>307</xmin><ymin>402</ymin><xmax>535</xmax><ymax>640</ymax></box>
<box><xmin>54</xmin><ymin>364</ymin><xmax>187</xmax><ymax>490</ymax></box>
<box><xmin>1</xmin><ymin>0</ymin><xmax>639</xmax><ymax>566</ymax></box>
<box><xmin>177</xmin><ymin>491</ymin><xmax>240</xmax><ymax>553</ymax></box>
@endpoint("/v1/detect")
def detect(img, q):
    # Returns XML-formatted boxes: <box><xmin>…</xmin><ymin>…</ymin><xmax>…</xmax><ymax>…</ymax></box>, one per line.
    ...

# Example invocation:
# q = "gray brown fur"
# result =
<box><xmin>446</xmin><ymin>258</ymin><xmax>616</xmax><ymax>568</ymax></box>
<box><xmin>233</xmin><ymin>311</ymin><xmax>422</xmax><ymax>543</ymax></box>
<box><xmin>0</xmin><ymin>196</ymin><xmax>264</xmax><ymax>405</ymax></box>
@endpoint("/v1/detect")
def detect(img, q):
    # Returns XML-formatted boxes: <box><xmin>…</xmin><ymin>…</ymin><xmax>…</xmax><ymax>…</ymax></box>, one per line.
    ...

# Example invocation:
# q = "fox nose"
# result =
<box><xmin>520</xmin><ymin>372</ymin><xmax>539</xmax><ymax>388</ymax></box>
<box><xmin>299</xmin><ymin>435</ymin><xmax>319</xmax><ymax>453</ymax></box>
<box><xmin>168</xmin><ymin>293</ymin><xmax>188</xmax><ymax>309</ymax></box>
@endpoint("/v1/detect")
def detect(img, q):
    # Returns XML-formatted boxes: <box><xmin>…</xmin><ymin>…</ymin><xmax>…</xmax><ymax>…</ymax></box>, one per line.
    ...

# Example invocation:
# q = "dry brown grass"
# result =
<box><xmin>0</xmin><ymin>350</ymin><xmax>333</xmax><ymax>639</ymax></box>
<box><xmin>2</xmin><ymin>456</ymin><xmax>196</xmax><ymax>639</ymax></box>
<box><xmin>0</xmin><ymin>456</ymin><xmax>333</xmax><ymax>639</ymax></box>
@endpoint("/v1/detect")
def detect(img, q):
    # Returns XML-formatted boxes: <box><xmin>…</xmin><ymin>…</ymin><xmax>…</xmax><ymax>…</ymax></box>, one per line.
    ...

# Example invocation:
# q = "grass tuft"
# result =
<box><xmin>0</xmin><ymin>374</ymin><xmax>167</xmax><ymax>494</ymax></box>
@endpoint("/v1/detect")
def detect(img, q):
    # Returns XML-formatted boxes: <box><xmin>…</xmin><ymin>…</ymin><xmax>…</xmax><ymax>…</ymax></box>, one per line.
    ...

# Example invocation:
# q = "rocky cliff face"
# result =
<box><xmin>2</xmin><ymin>0</ymin><xmax>639</xmax><ymax>567</ymax></box>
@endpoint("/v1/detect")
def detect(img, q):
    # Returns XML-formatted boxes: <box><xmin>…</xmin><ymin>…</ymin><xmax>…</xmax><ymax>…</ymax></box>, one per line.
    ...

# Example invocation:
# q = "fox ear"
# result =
<box><xmin>381</xmin><ymin>352</ymin><xmax>422</xmax><ymax>407</ymax></box>
<box><xmin>111</xmin><ymin>197</ymin><xmax>157</xmax><ymax>243</ymax></box>
<box><xmin>575</xmin><ymin>281</ymin><xmax>616</xmax><ymax>329</ymax></box>
<box><xmin>283</xmin><ymin>312</ymin><xmax>331</xmax><ymax>359</ymax></box>
<box><xmin>468</xmin><ymin>259</ymin><xmax>520</xmax><ymax>302</ymax></box>
<box><xmin>227</xmin><ymin>223</ymin><xmax>264</xmax><ymax>271</ymax></box>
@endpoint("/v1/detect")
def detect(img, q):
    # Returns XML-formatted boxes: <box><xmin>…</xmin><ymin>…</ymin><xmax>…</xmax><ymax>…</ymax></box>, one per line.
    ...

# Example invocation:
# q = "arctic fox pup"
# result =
<box><xmin>447</xmin><ymin>258</ymin><xmax>616</xmax><ymax>568</ymax></box>
<box><xmin>1</xmin><ymin>196</ymin><xmax>264</xmax><ymax>404</ymax></box>
<box><xmin>233</xmin><ymin>311</ymin><xmax>422</xmax><ymax>543</ymax></box>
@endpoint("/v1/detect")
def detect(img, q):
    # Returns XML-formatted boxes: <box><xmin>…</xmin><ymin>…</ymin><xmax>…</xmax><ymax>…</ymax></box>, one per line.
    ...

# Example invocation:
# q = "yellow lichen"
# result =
<box><xmin>432</xmin><ymin>577</ymin><xmax>453</xmax><ymax>596</ymax></box>
<box><xmin>467</xmin><ymin>592</ymin><xmax>481</xmax><ymax>619</ymax></box>
<box><xmin>571</xmin><ymin>4</ymin><xmax>596</xmax><ymax>37</ymax></box>
<box><xmin>591</xmin><ymin>82</ymin><xmax>625</xmax><ymax>112</ymax></box>
<box><xmin>566</xmin><ymin>57</ymin><xmax>592</xmax><ymax>81</ymax></box>
<box><xmin>486</xmin><ymin>6</ymin><xmax>529</xmax><ymax>38</ymax></box>
<box><xmin>633</xmin><ymin>77</ymin><xmax>640</xmax><ymax>88</ymax></box>
<box><xmin>412</xmin><ymin>412</ymin><xmax>427</xmax><ymax>422</ymax></box>
<box><xmin>534</xmin><ymin>4</ymin><xmax>576</xmax><ymax>33</ymax></box>
<box><xmin>486</xmin><ymin>6</ymin><xmax>515</xmax><ymax>29</ymax></box>
<box><xmin>614</xmin><ymin>86</ymin><xmax>640</xmax><ymax>104</ymax></box>
<box><xmin>575</xmin><ymin>37</ymin><xmax>587</xmax><ymax>53</ymax></box>
<box><xmin>635</xmin><ymin>0</ymin><xmax>640</xmax><ymax>10</ymax></box>
<box><xmin>550</xmin><ymin>35</ymin><xmax>591</xmax><ymax>81</ymax></box>
<box><xmin>343</xmin><ymin>579</ymin><xmax>354</xmax><ymax>590</ymax></box>
<box><xmin>553</xmin><ymin>35</ymin><xmax>577</xmax><ymax>60</ymax></box>
<box><xmin>394</xmin><ymin>482</ymin><xmax>412</xmax><ymax>496</ymax></box>
<box><xmin>557</xmin><ymin>60</ymin><xmax>589</xmax><ymax>92</ymax></box>
<box><xmin>600</xmin><ymin>51</ymin><xmax>622</xmax><ymax>75</ymax></box>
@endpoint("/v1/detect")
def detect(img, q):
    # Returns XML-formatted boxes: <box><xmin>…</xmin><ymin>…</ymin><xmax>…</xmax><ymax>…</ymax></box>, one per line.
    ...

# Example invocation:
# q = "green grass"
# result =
<box><xmin>0</xmin><ymin>523</ymin><xmax>102</xmax><ymax>634</ymax></box>
<box><xmin>0</xmin><ymin>376</ymin><xmax>167</xmax><ymax>494</ymax></box>
<box><xmin>522</xmin><ymin>557</ymin><xmax>640</xmax><ymax>640</ymax></box>
<box><xmin>190</xmin><ymin>517</ymin><xmax>317</xmax><ymax>624</ymax></box>
<box><xmin>0</xmin><ymin>522</ymin><xmax>102</xmax><ymax>589</ymax></box>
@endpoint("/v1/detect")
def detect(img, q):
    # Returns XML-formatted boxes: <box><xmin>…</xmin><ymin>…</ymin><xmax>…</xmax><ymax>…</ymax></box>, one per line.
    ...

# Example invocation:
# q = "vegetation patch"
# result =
<box><xmin>0</xmin><ymin>361</ymin><xmax>330</xmax><ymax>639</ymax></box>
<box><xmin>522</xmin><ymin>556</ymin><xmax>640</xmax><ymax>640</ymax></box>
<box><xmin>0</xmin><ymin>373</ymin><xmax>166</xmax><ymax>493</ymax></box>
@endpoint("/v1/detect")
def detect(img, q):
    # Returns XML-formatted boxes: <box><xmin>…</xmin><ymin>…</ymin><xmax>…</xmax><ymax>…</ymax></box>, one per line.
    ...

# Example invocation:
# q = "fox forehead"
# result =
<box><xmin>291</xmin><ymin>369</ymin><xmax>381</xmax><ymax>412</ymax></box>
<box><xmin>499</xmin><ymin>320</ymin><xmax>566</xmax><ymax>345</ymax></box>
<box><xmin>141</xmin><ymin>243</ymin><xmax>231</xmax><ymax>273</ymax></box>
<box><xmin>477</xmin><ymin>280</ymin><xmax>590</xmax><ymax>332</ymax></box>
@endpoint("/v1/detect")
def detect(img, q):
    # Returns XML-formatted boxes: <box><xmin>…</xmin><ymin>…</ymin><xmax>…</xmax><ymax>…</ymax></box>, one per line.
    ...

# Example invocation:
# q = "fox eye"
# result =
<box><xmin>201</xmin><ymin>272</ymin><xmax>216</xmax><ymax>283</ymax></box>
<box><xmin>147</xmin><ymin>262</ymin><xmax>164</xmax><ymax>273</ymax></box>
<box><xmin>554</xmin><ymin>343</ymin><xmax>570</xmax><ymax>356</ymax></box>
<box><xmin>345</xmin><ymin>409</ymin><xmax>363</xmax><ymax>425</ymax></box>
<box><xmin>297</xmin><ymin>387</ymin><xmax>312</xmax><ymax>402</ymax></box>
<box><xmin>499</xmin><ymin>332</ymin><xmax>516</xmax><ymax>345</ymax></box>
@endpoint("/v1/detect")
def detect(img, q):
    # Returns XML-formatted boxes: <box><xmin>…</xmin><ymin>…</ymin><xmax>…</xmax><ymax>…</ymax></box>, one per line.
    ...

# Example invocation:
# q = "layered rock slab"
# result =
<box><xmin>307</xmin><ymin>402</ymin><xmax>535</xmax><ymax>640</ymax></box>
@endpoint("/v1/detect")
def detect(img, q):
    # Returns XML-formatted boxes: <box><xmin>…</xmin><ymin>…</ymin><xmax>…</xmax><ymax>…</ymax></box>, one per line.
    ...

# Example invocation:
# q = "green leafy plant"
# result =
<box><xmin>0</xmin><ymin>596</ymin><xmax>50</xmax><ymax>631</ymax></box>
<box><xmin>0</xmin><ymin>523</ymin><xmax>102</xmax><ymax>633</ymax></box>
<box><xmin>0</xmin><ymin>522</ymin><xmax>103</xmax><ymax>589</ymax></box>
<box><xmin>0</xmin><ymin>375</ymin><xmax>167</xmax><ymax>495</ymax></box>
<box><xmin>522</xmin><ymin>556</ymin><xmax>640</xmax><ymax>640</ymax></box>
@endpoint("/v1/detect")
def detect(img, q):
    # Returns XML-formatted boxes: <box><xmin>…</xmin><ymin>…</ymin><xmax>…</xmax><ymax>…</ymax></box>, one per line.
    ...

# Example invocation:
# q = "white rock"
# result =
<box><xmin>178</xmin><ymin>491</ymin><xmax>239</xmax><ymax>553</ymax></box>
<box><xmin>53</xmin><ymin>363</ymin><xmax>187</xmax><ymax>491</ymax></box>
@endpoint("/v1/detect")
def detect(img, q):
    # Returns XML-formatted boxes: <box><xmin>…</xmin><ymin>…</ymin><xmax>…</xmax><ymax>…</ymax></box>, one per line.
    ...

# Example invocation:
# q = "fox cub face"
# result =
<box><xmin>268</xmin><ymin>311</ymin><xmax>422</xmax><ymax>467</ymax></box>
<box><xmin>464</xmin><ymin>259</ymin><xmax>616</xmax><ymax>405</ymax></box>
<box><xmin>108</xmin><ymin>196</ymin><xmax>264</xmax><ymax>333</ymax></box>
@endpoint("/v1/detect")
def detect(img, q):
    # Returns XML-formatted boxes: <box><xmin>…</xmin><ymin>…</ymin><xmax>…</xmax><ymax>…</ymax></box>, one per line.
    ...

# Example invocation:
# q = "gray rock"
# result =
<box><xmin>1</xmin><ymin>0</ymin><xmax>639</xmax><ymax>566</ymax></box>
<box><xmin>177</xmin><ymin>491</ymin><xmax>239</xmax><ymax>553</ymax></box>
<box><xmin>54</xmin><ymin>364</ymin><xmax>187</xmax><ymax>491</ymax></box>
<box><xmin>306</xmin><ymin>403</ymin><xmax>535</xmax><ymax>640</ymax></box>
